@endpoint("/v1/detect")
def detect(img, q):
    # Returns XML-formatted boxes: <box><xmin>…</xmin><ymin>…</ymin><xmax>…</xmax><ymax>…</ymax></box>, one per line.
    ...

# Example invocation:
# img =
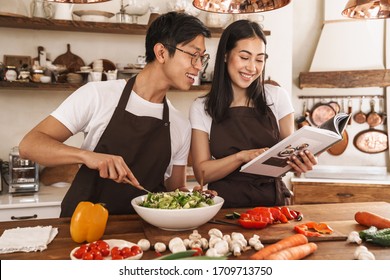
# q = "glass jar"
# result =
<box><xmin>4</xmin><ymin>66</ymin><xmax>17</xmax><ymax>82</ymax></box>
<box><xmin>31</xmin><ymin>69</ymin><xmax>44</xmax><ymax>83</ymax></box>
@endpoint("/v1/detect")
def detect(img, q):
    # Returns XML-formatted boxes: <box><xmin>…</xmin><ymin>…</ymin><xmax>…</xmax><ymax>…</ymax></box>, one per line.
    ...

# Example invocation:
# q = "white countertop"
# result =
<box><xmin>0</xmin><ymin>184</ymin><xmax>70</xmax><ymax>210</ymax></box>
<box><xmin>291</xmin><ymin>165</ymin><xmax>390</xmax><ymax>185</ymax></box>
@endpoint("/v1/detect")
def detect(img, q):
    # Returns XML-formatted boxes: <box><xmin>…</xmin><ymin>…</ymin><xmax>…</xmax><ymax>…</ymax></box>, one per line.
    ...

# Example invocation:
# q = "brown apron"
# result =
<box><xmin>60</xmin><ymin>77</ymin><xmax>171</xmax><ymax>217</ymax></box>
<box><xmin>209</xmin><ymin>106</ymin><xmax>291</xmax><ymax>208</ymax></box>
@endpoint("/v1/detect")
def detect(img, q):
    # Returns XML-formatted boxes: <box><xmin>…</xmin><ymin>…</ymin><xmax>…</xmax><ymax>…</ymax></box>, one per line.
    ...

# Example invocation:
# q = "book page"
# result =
<box><xmin>240</xmin><ymin>125</ymin><xmax>341</xmax><ymax>177</ymax></box>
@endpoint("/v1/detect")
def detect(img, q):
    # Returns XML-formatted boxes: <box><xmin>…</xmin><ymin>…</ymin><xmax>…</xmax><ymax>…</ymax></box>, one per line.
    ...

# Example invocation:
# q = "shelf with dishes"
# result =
<box><xmin>0</xmin><ymin>12</ymin><xmax>227</xmax><ymax>37</ymax></box>
<box><xmin>0</xmin><ymin>80</ymin><xmax>212</xmax><ymax>92</ymax></box>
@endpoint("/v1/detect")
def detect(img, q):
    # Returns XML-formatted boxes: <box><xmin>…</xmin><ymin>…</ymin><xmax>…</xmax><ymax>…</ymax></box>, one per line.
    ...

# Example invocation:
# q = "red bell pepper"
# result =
<box><xmin>238</xmin><ymin>213</ymin><xmax>269</xmax><ymax>229</ymax></box>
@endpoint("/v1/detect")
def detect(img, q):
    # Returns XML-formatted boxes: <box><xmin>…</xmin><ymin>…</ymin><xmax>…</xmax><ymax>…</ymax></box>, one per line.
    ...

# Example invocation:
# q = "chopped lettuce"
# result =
<box><xmin>138</xmin><ymin>189</ymin><xmax>215</xmax><ymax>209</ymax></box>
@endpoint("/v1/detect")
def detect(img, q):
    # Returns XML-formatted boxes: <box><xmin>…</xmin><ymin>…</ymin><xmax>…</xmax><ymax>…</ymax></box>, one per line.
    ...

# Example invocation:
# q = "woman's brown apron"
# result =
<box><xmin>209</xmin><ymin>106</ymin><xmax>291</xmax><ymax>208</ymax></box>
<box><xmin>60</xmin><ymin>77</ymin><xmax>171</xmax><ymax>217</ymax></box>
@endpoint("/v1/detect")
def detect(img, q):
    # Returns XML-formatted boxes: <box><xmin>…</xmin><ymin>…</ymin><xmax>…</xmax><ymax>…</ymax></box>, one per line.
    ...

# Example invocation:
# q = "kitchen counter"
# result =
<box><xmin>0</xmin><ymin>184</ymin><xmax>69</xmax><ymax>210</ymax></box>
<box><xmin>0</xmin><ymin>201</ymin><xmax>389</xmax><ymax>260</ymax></box>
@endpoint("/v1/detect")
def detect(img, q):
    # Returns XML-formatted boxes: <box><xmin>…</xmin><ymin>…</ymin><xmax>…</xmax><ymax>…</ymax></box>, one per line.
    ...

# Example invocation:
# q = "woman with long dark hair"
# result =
<box><xmin>190</xmin><ymin>20</ymin><xmax>317</xmax><ymax>208</ymax></box>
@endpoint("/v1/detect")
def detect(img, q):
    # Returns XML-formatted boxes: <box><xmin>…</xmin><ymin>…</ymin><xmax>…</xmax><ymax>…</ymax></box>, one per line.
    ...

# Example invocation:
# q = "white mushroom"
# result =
<box><xmin>168</xmin><ymin>237</ymin><xmax>187</xmax><ymax>253</ymax></box>
<box><xmin>205</xmin><ymin>247</ymin><xmax>222</xmax><ymax>257</ymax></box>
<box><xmin>189</xmin><ymin>239</ymin><xmax>202</xmax><ymax>249</ymax></box>
<box><xmin>209</xmin><ymin>236</ymin><xmax>222</xmax><ymax>248</ymax></box>
<box><xmin>137</xmin><ymin>239</ymin><xmax>151</xmax><ymax>251</ymax></box>
<box><xmin>249</xmin><ymin>234</ymin><xmax>264</xmax><ymax>251</ymax></box>
<box><xmin>213</xmin><ymin>239</ymin><xmax>229</xmax><ymax>255</ymax></box>
<box><xmin>154</xmin><ymin>242</ymin><xmax>167</xmax><ymax>253</ymax></box>
<box><xmin>200</xmin><ymin>237</ymin><xmax>209</xmax><ymax>250</ymax></box>
<box><xmin>189</xmin><ymin>230</ymin><xmax>202</xmax><ymax>240</ymax></box>
<box><xmin>347</xmin><ymin>231</ymin><xmax>362</xmax><ymax>244</ymax></box>
<box><xmin>353</xmin><ymin>245</ymin><xmax>368</xmax><ymax>259</ymax></box>
<box><xmin>183</xmin><ymin>238</ymin><xmax>190</xmax><ymax>248</ymax></box>
<box><xmin>208</xmin><ymin>228</ymin><xmax>223</xmax><ymax>239</ymax></box>
<box><xmin>357</xmin><ymin>251</ymin><xmax>376</xmax><ymax>260</ymax></box>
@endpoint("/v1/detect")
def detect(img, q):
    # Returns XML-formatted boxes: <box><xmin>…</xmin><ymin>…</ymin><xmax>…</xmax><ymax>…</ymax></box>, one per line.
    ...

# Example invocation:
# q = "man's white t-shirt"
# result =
<box><xmin>189</xmin><ymin>84</ymin><xmax>294</xmax><ymax>136</ymax></box>
<box><xmin>51</xmin><ymin>79</ymin><xmax>191</xmax><ymax>180</ymax></box>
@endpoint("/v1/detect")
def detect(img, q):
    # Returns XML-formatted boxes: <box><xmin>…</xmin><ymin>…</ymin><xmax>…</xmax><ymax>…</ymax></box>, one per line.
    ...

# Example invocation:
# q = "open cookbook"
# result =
<box><xmin>240</xmin><ymin>113</ymin><xmax>351</xmax><ymax>177</ymax></box>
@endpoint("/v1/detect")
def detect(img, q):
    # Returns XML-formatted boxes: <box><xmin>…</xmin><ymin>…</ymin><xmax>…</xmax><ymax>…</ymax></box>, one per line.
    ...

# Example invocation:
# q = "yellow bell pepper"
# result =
<box><xmin>70</xmin><ymin>201</ymin><xmax>109</xmax><ymax>243</ymax></box>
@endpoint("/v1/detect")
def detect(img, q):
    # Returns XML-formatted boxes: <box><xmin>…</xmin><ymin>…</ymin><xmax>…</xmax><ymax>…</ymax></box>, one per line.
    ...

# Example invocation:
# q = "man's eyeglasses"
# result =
<box><xmin>277</xmin><ymin>143</ymin><xmax>310</xmax><ymax>157</ymax></box>
<box><xmin>165</xmin><ymin>45</ymin><xmax>210</xmax><ymax>68</ymax></box>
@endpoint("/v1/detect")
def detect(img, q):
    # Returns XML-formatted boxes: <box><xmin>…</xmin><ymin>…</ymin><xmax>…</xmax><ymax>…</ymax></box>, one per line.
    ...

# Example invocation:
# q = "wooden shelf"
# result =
<box><xmin>299</xmin><ymin>69</ymin><xmax>390</xmax><ymax>89</ymax></box>
<box><xmin>0</xmin><ymin>13</ymin><xmax>225</xmax><ymax>37</ymax></box>
<box><xmin>0</xmin><ymin>81</ymin><xmax>211</xmax><ymax>92</ymax></box>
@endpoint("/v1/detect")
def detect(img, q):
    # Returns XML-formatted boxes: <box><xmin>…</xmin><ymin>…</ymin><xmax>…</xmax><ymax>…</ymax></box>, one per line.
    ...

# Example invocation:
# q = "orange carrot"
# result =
<box><xmin>265</xmin><ymin>242</ymin><xmax>318</xmax><ymax>260</ymax></box>
<box><xmin>249</xmin><ymin>234</ymin><xmax>308</xmax><ymax>260</ymax></box>
<box><xmin>355</xmin><ymin>211</ymin><xmax>390</xmax><ymax>229</ymax></box>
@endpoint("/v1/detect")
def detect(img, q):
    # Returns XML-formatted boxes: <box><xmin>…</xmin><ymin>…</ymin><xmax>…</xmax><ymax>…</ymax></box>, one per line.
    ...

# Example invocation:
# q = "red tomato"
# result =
<box><xmin>131</xmin><ymin>245</ymin><xmax>142</xmax><ymax>255</ymax></box>
<box><xmin>121</xmin><ymin>247</ymin><xmax>133</xmax><ymax>258</ymax></box>
<box><xmin>73</xmin><ymin>246</ymin><xmax>88</xmax><ymax>259</ymax></box>
<box><xmin>97</xmin><ymin>240</ymin><xmax>110</xmax><ymax>257</ymax></box>
<box><xmin>112</xmin><ymin>254</ymin><xmax>124</xmax><ymax>260</ymax></box>
<box><xmin>91</xmin><ymin>249</ymin><xmax>103</xmax><ymax>260</ymax></box>
<box><xmin>111</xmin><ymin>246</ymin><xmax>121</xmax><ymax>256</ymax></box>
<box><xmin>191</xmin><ymin>247</ymin><xmax>203</xmax><ymax>256</ymax></box>
<box><xmin>82</xmin><ymin>251</ymin><xmax>94</xmax><ymax>260</ymax></box>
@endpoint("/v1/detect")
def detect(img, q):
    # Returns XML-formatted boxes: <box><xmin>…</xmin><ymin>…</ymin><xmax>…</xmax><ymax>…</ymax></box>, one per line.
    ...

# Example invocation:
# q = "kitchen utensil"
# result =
<box><xmin>295</xmin><ymin>99</ymin><xmax>310</xmax><ymax>128</ymax></box>
<box><xmin>310</xmin><ymin>100</ymin><xmax>336</xmax><ymax>127</ymax></box>
<box><xmin>353</xmin><ymin>128</ymin><xmax>388</xmax><ymax>153</ymax></box>
<box><xmin>73</xmin><ymin>10</ymin><xmax>115</xmax><ymax>22</ymax></box>
<box><xmin>88</xmin><ymin>59</ymin><xmax>116</xmax><ymax>80</ymax></box>
<box><xmin>328</xmin><ymin>100</ymin><xmax>340</xmax><ymax>114</ymax></box>
<box><xmin>366</xmin><ymin>98</ymin><xmax>382</xmax><ymax>127</ymax></box>
<box><xmin>132</xmin><ymin>194</ymin><xmax>224</xmax><ymax>231</ymax></box>
<box><xmin>53</xmin><ymin>44</ymin><xmax>85</xmax><ymax>73</ymax></box>
<box><xmin>353</xmin><ymin>97</ymin><xmax>367</xmax><ymax>124</ymax></box>
<box><xmin>207</xmin><ymin>219</ymin><xmax>240</xmax><ymax>227</ymax></box>
<box><xmin>125</xmin><ymin>0</ymin><xmax>150</xmax><ymax>24</ymax></box>
<box><xmin>30</xmin><ymin>0</ymin><xmax>53</xmax><ymax>19</ymax></box>
<box><xmin>52</xmin><ymin>2</ymin><xmax>74</xmax><ymax>20</ymax></box>
<box><xmin>123</xmin><ymin>178</ymin><xmax>152</xmax><ymax>194</ymax></box>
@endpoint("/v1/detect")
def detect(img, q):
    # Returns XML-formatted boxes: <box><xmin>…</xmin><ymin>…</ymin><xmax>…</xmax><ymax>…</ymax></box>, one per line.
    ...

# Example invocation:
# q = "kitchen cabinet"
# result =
<box><xmin>0</xmin><ymin>185</ymin><xmax>68</xmax><ymax>222</ymax></box>
<box><xmin>291</xmin><ymin>181</ymin><xmax>390</xmax><ymax>204</ymax></box>
<box><xmin>0</xmin><ymin>205</ymin><xmax>61</xmax><ymax>222</ymax></box>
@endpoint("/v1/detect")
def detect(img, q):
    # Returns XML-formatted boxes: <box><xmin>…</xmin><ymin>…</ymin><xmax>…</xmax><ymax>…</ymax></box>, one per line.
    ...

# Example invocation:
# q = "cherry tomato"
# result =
<box><xmin>73</xmin><ymin>246</ymin><xmax>88</xmax><ymax>259</ymax></box>
<box><xmin>91</xmin><ymin>249</ymin><xmax>103</xmax><ymax>260</ymax></box>
<box><xmin>121</xmin><ymin>247</ymin><xmax>133</xmax><ymax>258</ymax></box>
<box><xmin>112</xmin><ymin>254</ymin><xmax>124</xmax><ymax>260</ymax></box>
<box><xmin>191</xmin><ymin>247</ymin><xmax>203</xmax><ymax>256</ymax></box>
<box><xmin>131</xmin><ymin>245</ymin><xmax>142</xmax><ymax>255</ymax></box>
<box><xmin>111</xmin><ymin>246</ymin><xmax>121</xmax><ymax>256</ymax></box>
<box><xmin>82</xmin><ymin>251</ymin><xmax>94</xmax><ymax>260</ymax></box>
<box><xmin>97</xmin><ymin>240</ymin><xmax>110</xmax><ymax>257</ymax></box>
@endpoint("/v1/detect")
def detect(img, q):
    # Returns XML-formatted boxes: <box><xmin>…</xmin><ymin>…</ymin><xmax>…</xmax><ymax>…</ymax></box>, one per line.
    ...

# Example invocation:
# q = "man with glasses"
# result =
<box><xmin>19</xmin><ymin>12</ymin><xmax>211</xmax><ymax>217</ymax></box>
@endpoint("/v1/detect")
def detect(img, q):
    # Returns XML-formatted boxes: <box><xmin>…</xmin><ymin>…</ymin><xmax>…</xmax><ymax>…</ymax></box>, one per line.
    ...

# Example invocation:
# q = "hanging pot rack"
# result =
<box><xmin>298</xmin><ymin>94</ymin><xmax>384</xmax><ymax>100</ymax></box>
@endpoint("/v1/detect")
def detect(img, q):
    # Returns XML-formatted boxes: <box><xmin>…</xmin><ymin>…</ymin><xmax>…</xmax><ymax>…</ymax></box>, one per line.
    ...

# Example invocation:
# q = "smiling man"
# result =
<box><xmin>19</xmin><ymin>12</ymin><xmax>211</xmax><ymax>217</ymax></box>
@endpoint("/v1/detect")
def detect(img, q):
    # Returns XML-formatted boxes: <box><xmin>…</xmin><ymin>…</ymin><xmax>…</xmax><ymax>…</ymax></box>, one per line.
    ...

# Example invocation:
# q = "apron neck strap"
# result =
<box><xmin>119</xmin><ymin>76</ymin><xmax>170</xmax><ymax>123</ymax></box>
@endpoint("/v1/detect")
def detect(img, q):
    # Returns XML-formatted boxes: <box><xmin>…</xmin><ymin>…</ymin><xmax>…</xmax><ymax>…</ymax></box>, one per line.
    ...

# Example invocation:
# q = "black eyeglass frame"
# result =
<box><xmin>164</xmin><ymin>44</ymin><xmax>210</xmax><ymax>68</ymax></box>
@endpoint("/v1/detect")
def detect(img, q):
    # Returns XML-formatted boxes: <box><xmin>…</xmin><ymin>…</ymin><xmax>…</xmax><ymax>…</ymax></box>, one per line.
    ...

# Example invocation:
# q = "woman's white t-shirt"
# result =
<box><xmin>189</xmin><ymin>84</ymin><xmax>294</xmax><ymax>136</ymax></box>
<box><xmin>51</xmin><ymin>79</ymin><xmax>191</xmax><ymax>180</ymax></box>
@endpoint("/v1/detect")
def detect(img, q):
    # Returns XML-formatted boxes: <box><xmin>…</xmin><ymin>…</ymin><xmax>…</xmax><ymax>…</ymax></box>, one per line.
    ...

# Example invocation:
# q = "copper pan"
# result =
<box><xmin>353</xmin><ymin>97</ymin><xmax>367</xmax><ymax>124</ymax></box>
<box><xmin>310</xmin><ymin>100</ymin><xmax>336</xmax><ymax>127</ymax></box>
<box><xmin>366</xmin><ymin>98</ymin><xmax>382</xmax><ymax>127</ymax></box>
<box><xmin>354</xmin><ymin>128</ymin><xmax>388</xmax><ymax>154</ymax></box>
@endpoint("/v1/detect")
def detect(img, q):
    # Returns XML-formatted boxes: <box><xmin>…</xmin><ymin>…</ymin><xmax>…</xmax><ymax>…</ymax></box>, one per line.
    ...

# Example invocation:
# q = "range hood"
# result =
<box><xmin>299</xmin><ymin>1</ymin><xmax>388</xmax><ymax>88</ymax></box>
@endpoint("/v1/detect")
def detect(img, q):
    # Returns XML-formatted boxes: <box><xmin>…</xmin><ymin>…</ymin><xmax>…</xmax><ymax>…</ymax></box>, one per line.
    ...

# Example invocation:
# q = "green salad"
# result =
<box><xmin>138</xmin><ymin>190</ymin><xmax>215</xmax><ymax>209</ymax></box>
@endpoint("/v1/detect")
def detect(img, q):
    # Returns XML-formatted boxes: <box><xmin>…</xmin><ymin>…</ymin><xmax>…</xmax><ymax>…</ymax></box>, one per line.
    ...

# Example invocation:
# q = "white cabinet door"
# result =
<box><xmin>0</xmin><ymin>206</ymin><xmax>61</xmax><ymax>222</ymax></box>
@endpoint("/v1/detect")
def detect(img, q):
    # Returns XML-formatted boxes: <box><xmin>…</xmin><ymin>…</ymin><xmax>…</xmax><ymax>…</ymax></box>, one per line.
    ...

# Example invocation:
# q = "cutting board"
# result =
<box><xmin>53</xmin><ymin>44</ymin><xmax>85</xmax><ymax>73</ymax></box>
<box><xmin>142</xmin><ymin>219</ymin><xmax>348</xmax><ymax>245</ymax></box>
